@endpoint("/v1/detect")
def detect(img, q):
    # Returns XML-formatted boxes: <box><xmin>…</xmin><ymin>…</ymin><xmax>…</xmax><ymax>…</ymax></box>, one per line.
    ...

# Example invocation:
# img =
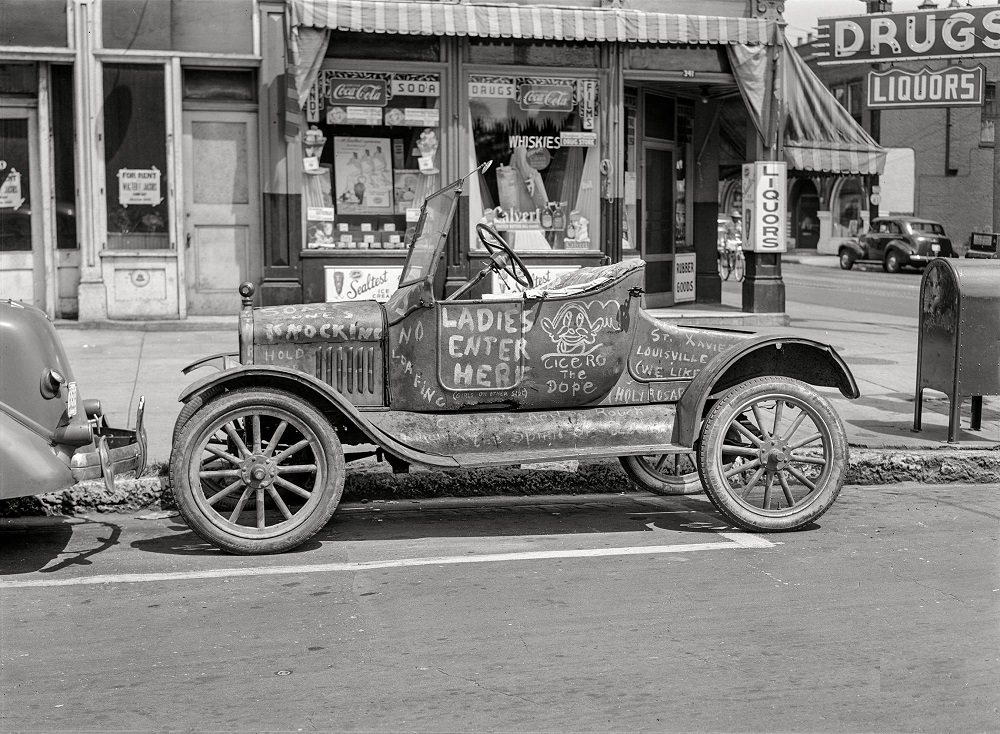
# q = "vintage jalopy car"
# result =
<box><xmin>0</xmin><ymin>299</ymin><xmax>146</xmax><ymax>502</ymax></box>
<box><xmin>171</xmin><ymin>164</ymin><xmax>859</xmax><ymax>555</ymax></box>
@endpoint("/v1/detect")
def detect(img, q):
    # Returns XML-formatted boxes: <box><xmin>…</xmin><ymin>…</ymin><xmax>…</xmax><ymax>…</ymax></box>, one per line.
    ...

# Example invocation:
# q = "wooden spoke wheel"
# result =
<box><xmin>170</xmin><ymin>388</ymin><xmax>345</xmax><ymax>554</ymax></box>
<box><xmin>619</xmin><ymin>452</ymin><xmax>702</xmax><ymax>495</ymax></box>
<box><xmin>697</xmin><ymin>378</ymin><xmax>848</xmax><ymax>532</ymax></box>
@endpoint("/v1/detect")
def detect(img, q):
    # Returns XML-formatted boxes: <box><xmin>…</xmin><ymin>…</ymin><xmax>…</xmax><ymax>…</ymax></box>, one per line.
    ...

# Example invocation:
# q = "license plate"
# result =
<box><xmin>67</xmin><ymin>381</ymin><xmax>78</xmax><ymax>418</ymax></box>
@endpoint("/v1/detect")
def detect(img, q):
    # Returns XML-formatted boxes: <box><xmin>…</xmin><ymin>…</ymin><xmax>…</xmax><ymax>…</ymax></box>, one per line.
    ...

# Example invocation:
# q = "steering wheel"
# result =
<box><xmin>476</xmin><ymin>223</ymin><xmax>534</xmax><ymax>289</ymax></box>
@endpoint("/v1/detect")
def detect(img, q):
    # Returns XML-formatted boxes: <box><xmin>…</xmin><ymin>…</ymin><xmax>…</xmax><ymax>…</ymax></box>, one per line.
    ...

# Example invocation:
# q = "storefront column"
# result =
<box><xmin>742</xmin><ymin>32</ymin><xmax>785</xmax><ymax>315</ymax></box>
<box><xmin>73</xmin><ymin>0</ymin><xmax>108</xmax><ymax>320</ymax></box>
<box><xmin>259</xmin><ymin>0</ymin><xmax>302</xmax><ymax>306</ymax></box>
<box><xmin>693</xmin><ymin>97</ymin><xmax>720</xmax><ymax>303</ymax></box>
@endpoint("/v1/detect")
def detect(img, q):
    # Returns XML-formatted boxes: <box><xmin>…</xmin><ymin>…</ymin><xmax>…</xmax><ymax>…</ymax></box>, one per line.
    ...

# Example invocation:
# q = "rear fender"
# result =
<box><xmin>177</xmin><ymin>366</ymin><xmax>458</xmax><ymax>468</ymax></box>
<box><xmin>675</xmin><ymin>337</ymin><xmax>859</xmax><ymax>447</ymax></box>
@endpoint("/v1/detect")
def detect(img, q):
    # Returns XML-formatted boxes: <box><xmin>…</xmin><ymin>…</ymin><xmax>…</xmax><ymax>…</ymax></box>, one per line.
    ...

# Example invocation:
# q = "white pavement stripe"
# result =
<box><xmin>1</xmin><ymin>532</ymin><xmax>774</xmax><ymax>589</ymax></box>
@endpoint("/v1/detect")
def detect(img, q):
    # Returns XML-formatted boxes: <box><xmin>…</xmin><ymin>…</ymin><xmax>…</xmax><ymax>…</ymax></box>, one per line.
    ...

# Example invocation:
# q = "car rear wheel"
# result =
<box><xmin>884</xmin><ymin>250</ymin><xmax>903</xmax><ymax>273</ymax></box>
<box><xmin>170</xmin><ymin>387</ymin><xmax>345</xmax><ymax>554</ymax></box>
<box><xmin>697</xmin><ymin>377</ymin><xmax>848</xmax><ymax>532</ymax></box>
<box><xmin>839</xmin><ymin>250</ymin><xmax>855</xmax><ymax>270</ymax></box>
<box><xmin>620</xmin><ymin>452</ymin><xmax>702</xmax><ymax>495</ymax></box>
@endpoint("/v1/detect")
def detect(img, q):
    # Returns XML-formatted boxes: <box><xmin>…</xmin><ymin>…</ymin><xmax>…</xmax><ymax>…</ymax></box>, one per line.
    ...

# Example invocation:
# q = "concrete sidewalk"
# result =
<box><xmin>52</xmin><ymin>286</ymin><xmax>998</xmax><ymax>466</ymax></box>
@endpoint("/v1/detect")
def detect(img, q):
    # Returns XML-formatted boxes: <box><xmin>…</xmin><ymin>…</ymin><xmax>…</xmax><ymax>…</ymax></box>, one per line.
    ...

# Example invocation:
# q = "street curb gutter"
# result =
<box><xmin>2</xmin><ymin>448</ymin><xmax>996</xmax><ymax>518</ymax></box>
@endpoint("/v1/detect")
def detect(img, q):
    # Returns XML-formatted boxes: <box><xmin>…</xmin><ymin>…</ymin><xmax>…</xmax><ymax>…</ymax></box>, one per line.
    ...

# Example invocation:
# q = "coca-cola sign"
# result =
<box><xmin>518</xmin><ymin>84</ymin><xmax>574</xmax><ymax>112</ymax></box>
<box><xmin>328</xmin><ymin>78</ymin><xmax>387</xmax><ymax>107</ymax></box>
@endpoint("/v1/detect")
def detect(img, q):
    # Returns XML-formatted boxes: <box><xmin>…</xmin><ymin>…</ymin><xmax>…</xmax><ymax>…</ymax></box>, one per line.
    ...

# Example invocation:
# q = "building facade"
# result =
<box><xmin>792</xmin><ymin>9</ymin><xmax>999</xmax><ymax>256</ymax></box>
<box><xmin>0</xmin><ymin>0</ymin><xmax>874</xmax><ymax>321</ymax></box>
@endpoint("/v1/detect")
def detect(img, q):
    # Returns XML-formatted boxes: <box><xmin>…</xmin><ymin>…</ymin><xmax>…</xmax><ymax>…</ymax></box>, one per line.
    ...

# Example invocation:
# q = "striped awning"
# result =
<box><xmin>729</xmin><ymin>39</ymin><xmax>886</xmax><ymax>175</ymax></box>
<box><xmin>288</xmin><ymin>0</ymin><xmax>773</xmax><ymax>46</ymax></box>
<box><xmin>782</xmin><ymin>39</ymin><xmax>886</xmax><ymax>175</ymax></box>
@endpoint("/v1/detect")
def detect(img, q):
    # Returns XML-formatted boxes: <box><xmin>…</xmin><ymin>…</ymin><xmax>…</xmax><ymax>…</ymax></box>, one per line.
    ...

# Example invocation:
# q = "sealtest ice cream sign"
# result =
<box><xmin>742</xmin><ymin>162</ymin><xmax>786</xmax><ymax>254</ymax></box>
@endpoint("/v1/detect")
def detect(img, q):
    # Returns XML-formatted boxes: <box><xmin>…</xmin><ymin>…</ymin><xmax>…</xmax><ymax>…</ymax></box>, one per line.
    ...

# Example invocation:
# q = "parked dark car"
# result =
<box><xmin>0</xmin><ymin>299</ymin><xmax>146</xmax><ymax>501</ymax></box>
<box><xmin>170</xmin><ymin>163</ymin><xmax>860</xmax><ymax>555</ymax></box>
<box><xmin>839</xmin><ymin>216</ymin><xmax>954</xmax><ymax>273</ymax></box>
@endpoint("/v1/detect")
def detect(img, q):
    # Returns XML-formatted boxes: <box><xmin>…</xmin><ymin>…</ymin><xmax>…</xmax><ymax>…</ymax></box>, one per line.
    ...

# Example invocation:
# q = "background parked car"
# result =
<box><xmin>839</xmin><ymin>216</ymin><xmax>954</xmax><ymax>273</ymax></box>
<box><xmin>0</xmin><ymin>299</ymin><xmax>146</xmax><ymax>501</ymax></box>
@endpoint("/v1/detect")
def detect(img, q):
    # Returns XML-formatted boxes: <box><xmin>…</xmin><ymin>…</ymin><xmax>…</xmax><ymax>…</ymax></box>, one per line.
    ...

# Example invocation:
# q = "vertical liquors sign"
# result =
<box><xmin>742</xmin><ymin>162</ymin><xmax>787</xmax><ymax>253</ymax></box>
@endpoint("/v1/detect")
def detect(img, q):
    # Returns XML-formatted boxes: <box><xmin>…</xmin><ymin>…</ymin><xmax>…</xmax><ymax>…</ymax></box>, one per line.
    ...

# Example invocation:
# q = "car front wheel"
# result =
<box><xmin>170</xmin><ymin>387</ymin><xmax>345</xmax><ymax>554</ymax></box>
<box><xmin>696</xmin><ymin>378</ymin><xmax>848</xmax><ymax>532</ymax></box>
<box><xmin>884</xmin><ymin>250</ymin><xmax>903</xmax><ymax>273</ymax></box>
<box><xmin>839</xmin><ymin>250</ymin><xmax>855</xmax><ymax>270</ymax></box>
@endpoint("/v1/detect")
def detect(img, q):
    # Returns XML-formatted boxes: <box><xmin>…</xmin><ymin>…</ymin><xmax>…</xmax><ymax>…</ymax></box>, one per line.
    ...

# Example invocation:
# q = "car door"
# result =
<box><xmin>865</xmin><ymin>219</ymin><xmax>890</xmax><ymax>260</ymax></box>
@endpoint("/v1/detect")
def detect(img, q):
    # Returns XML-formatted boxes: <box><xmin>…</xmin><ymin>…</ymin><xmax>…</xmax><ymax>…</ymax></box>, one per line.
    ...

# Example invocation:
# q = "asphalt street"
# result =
<box><xmin>2</xmin><ymin>483</ymin><xmax>998</xmax><ymax>732</ymax></box>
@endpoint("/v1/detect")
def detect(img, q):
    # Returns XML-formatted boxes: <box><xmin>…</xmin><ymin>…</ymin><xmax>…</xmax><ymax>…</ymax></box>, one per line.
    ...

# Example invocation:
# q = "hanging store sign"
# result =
<box><xmin>117</xmin><ymin>167</ymin><xmax>163</xmax><ymax>207</ymax></box>
<box><xmin>674</xmin><ymin>253</ymin><xmax>696</xmax><ymax>304</ymax></box>
<box><xmin>0</xmin><ymin>167</ymin><xmax>24</xmax><ymax>210</ymax></box>
<box><xmin>390</xmin><ymin>77</ymin><xmax>440</xmax><ymax>97</ymax></box>
<box><xmin>741</xmin><ymin>162</ymin><xmax>787</xmax><ymax>253</ymax></box>
<box><xmin>867</xmin><ymin>65</ymin><xmax>985</xmax><ymax>109</ymax></box>
<box><xmin>328</xmin><ymin>77</ymin><xmax>387</xmax><ymax>107</ymax></box>
<box><xmin>518</xmin><ymin>83</ymin><xmax>574</xmax><ymax>112</ymax></box>
<box><xmin>817</xmin><ymin>6</ymin><xmax>1000</xmax><ymax>64</ymax></box>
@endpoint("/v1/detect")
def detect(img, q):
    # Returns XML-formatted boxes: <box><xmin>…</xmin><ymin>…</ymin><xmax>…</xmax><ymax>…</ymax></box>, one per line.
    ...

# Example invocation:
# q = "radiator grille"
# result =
<box><xmin>317</xmin><ymin>345</ymin><xmax>376</xmax><ymax>395</ymax></box>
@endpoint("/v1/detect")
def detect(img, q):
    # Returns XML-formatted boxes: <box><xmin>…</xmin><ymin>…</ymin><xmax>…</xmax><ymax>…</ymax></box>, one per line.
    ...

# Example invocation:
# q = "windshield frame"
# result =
<box><xmin>394</xmin><ymin>177</ymin><xmax>464</xmax><ymax>290</ymax></box>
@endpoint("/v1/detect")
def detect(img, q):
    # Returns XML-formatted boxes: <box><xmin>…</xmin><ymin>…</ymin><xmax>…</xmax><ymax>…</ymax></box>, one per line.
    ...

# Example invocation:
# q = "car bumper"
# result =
<box><xmin>70</xmin><ymin>397</ymin><xmax>147</xmax><ymax>488</ymax></box>
<box><xmin>907</xmin><ymin>254</ymin><xmax>951</xmax><ymax>265</ymax></box>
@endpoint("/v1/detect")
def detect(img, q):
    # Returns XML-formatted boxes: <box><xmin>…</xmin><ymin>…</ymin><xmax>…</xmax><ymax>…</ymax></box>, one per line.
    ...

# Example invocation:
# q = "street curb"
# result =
<box><xmin>2</xmin><ymin>448</ymin><xmax>996</xmax><ymax>518</ymax></box>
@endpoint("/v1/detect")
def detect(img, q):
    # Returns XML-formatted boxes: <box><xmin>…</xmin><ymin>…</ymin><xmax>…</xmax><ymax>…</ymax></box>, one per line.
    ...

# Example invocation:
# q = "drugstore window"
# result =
<box><xmin>301</xmin><ymin>69</ymin><xmax>441</xmax><ymax>251</ymax></box>
<box><xmin>468</xmin><ymin>74</ymin><xmax>601</xmax><ymax>253</ymax></box>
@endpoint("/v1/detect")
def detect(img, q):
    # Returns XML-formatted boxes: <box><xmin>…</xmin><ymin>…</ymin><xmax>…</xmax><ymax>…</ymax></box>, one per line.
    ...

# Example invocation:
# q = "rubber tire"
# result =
<box><xmin>696</xmin><ymin>377</ymin><xmax>848</xmax><ymax>532</ymax></box>
<box><xmin>839</xmin><ymin>250</ymin><xmax>855</xmax><ymax>270</ymax></box>
<box><xmin>884</xmin><ymin>250</ymin><xmax>902</xmax><ymax>274</ymax></box>
<box><xmin>172</xmin><ymin>386</ymin><xmax>223</xmax><ymax>446</ymax></box>
<box><xmin>718</xmin><ymin>252</ymin><xmax>731</xmax><ymax>281</ymax></box>
<box><xmin>733</xmin><ymin>252</ymin><xmax>745</xmax><ymax>282</ymax></box>
<box><xmin>170</xmin><ymin>387</ymin><xmax>345</xmax><ymax>554</ymax></box>
<box><xmin>619</xmin><ymin>453</ymin><xmax>702</xmax><ymax>496</ymax></box>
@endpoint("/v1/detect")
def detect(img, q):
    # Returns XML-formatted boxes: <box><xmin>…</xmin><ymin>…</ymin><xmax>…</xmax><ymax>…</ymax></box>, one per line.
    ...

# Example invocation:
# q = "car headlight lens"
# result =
<box><xmin>40</xmin><ymin>368</ymin><xmax>65</xmax><ymax>400</ymax></box>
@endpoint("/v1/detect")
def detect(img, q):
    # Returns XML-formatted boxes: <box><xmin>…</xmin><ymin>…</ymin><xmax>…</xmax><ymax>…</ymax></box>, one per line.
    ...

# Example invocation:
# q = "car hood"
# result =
<box><xmin>252</xmin><ymin>301</ymin><xmax>385</xmax><ymax>345</ymax></box>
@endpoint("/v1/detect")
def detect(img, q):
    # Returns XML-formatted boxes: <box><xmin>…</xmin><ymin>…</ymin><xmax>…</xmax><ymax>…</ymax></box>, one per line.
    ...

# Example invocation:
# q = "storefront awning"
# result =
<box><xmin>729</xmin><ymin>39</ymin><xmax>887</xmax><ymax>176</ymax></box>
<box><xmin>289</xmin><ymin>0</ymin><xmax>772</xmax><ymax>45</ymax></box>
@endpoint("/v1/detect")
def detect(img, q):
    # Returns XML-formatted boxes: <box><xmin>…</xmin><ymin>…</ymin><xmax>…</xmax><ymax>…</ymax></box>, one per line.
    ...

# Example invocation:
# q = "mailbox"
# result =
<box><xmin>914</xmin><ymin>259</ymin><xmax>1000</xmax><ymax>443</ymax></box>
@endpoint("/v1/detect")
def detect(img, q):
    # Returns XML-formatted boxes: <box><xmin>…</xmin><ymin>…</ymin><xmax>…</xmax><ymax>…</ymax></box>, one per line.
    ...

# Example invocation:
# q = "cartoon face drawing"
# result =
<box><xmin>541</xmin><ymin>302</ymin><xmax>614</xmax><ymax>355</ymax></box>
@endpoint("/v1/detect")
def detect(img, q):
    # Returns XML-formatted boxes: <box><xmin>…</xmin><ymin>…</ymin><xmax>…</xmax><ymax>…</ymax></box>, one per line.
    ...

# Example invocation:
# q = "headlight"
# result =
<box><xmin>40</xmin><ymin>368</ymin><xmax>65</xmax><ymax>400</ymax></box>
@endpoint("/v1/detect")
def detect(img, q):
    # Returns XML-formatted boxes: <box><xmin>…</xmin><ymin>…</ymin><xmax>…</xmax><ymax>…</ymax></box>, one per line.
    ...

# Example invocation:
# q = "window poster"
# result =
<box><xmin>469</xmin><ymin>75</ymin><xmax>600</xmax><ymax>252</ymax></box>
<box><xmin>333</xmin><ymin>136</ymin><xmax>394</xmax><ymax>215</ymax></box>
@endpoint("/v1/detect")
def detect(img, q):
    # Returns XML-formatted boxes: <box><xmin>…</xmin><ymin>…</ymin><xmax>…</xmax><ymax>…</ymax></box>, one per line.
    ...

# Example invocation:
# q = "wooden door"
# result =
<box><xmin>182</xmin><ymin>110</ymin><xmax>260</xmax><ymax>315</ymax></box>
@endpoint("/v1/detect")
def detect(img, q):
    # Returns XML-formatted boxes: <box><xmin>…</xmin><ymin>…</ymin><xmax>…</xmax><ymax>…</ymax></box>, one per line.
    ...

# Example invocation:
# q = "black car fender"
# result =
<box><xmin>839</xmin><ymin>239</ymin><xmax>865</xmax><ymax>257</ymax></box>
<box><xmin>674</xmin><ymin>336</ymin><xmax>859</xmax><ymax>447</ymax></box>
<box><xmin>175</xmin><ymin>365</ymin><xmax>460</xmax><ymax>468</ymax></box>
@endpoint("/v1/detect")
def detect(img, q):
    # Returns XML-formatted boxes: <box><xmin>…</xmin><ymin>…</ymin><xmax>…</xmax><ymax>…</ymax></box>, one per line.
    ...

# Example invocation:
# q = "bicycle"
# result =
<box><xmin>717</xmin><ymin>243</ymin><xmax>745</xmax><ymax>282</ymax></box>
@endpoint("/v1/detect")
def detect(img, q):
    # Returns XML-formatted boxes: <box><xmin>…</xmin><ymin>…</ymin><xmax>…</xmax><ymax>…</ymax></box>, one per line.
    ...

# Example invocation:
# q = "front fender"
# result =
<box><xmin>177</xmin><ymin>366</ymin><xmax>459</xmax><ymax>469</ymax></box>
<box><xmin>674</xmin><ymin>336</ymin><xmax>859</xmax><ymax>447</ymax></box>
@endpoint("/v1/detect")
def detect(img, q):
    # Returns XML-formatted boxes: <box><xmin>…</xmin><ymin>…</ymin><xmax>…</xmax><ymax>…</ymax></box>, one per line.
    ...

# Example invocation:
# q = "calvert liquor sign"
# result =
<box><xmin>817</xmin><ymin>6</ymin><xmax>1000</xmax><ymax>64</ymax></box>
<box><xmin>868</xmin><ymin>65</ymin><xmax>985</xmax><ymax>109</ymax></box>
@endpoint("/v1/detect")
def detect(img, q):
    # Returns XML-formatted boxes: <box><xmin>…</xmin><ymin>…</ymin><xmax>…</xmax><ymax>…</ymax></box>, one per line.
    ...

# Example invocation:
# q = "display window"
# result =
<box><xmin>300</xmin><ymin>68</ymin><xmax>442</xmax><ymax>252</ymax></box>
<box><xmin>467</xmin><ymin>73</ymin><xmax>601</xmax><ymax>253</ymax></box>
<box><xmin>103</xmin><ymin>64</ymin><xmax>170</xmax><ymax>250</ymax></box>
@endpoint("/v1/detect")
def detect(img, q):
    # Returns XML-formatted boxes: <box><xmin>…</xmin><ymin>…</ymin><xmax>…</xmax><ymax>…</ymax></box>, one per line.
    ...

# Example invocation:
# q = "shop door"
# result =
<box><xmin>796</xmin><ymin>193</ymin><xmax>820</xmax><ymax>249</ymax></box>
<box><xmin>0</xmin><ymin>110</ymin><xmax>43</xmax><ymax>308</ymax></box>
<box><xmin>642</xmin><ymin>142</ymin><xmax>675</xmax><ymax>308</ymax></box>
<box><xmin>182</xmin><ymin>111</ymin><xmax>260</xmax><ymax>315</ymax></box>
